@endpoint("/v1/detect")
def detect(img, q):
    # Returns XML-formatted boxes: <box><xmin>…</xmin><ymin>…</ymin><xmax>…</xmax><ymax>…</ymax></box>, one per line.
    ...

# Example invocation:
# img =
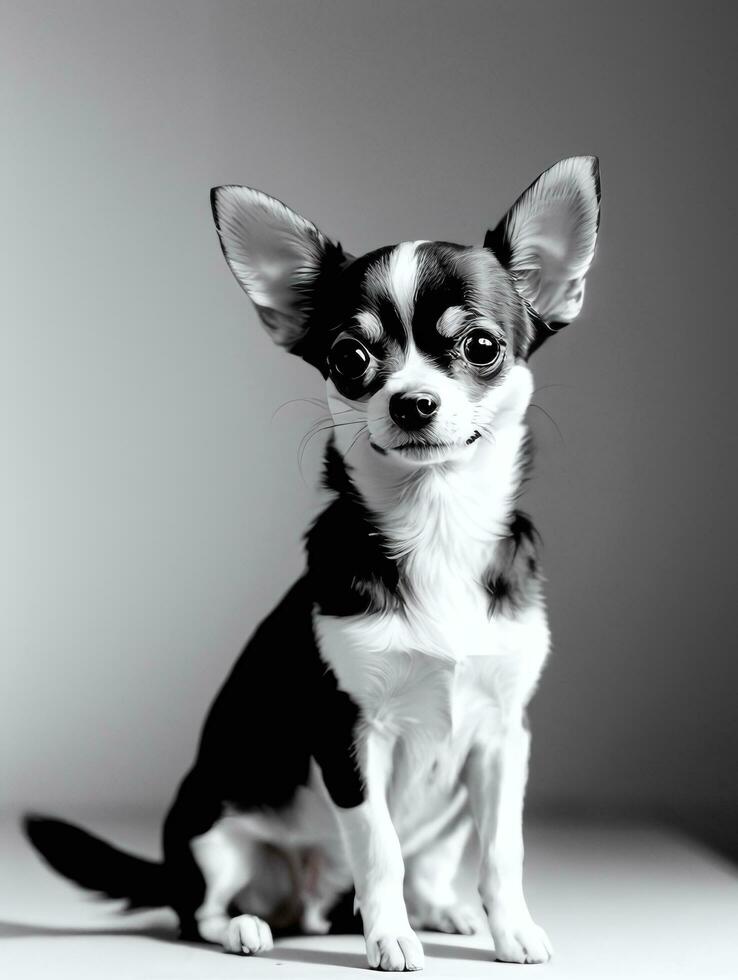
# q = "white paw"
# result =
<box><xmin>301</xmin><ymin>904</ymin><xmax>332</xmax><ymax>935</ymax></box>
<box><xmin>366</xmin><ymin>930</ymin><xmax>425</xmax><ymax>971</ymax></box>
<box><xmin>409</xmin><ymin>902</ymin><xmax>483</xmax><ymax>935</ymax></box>
<box><xmin>489</xmin><ymin>912</ymin><xmax>553</xmax><ymax>964</ymax></box>
<box><xmin>223</xmin><ymin>914</ymin><xmax>274</xmax><ymax>955</ymax></box>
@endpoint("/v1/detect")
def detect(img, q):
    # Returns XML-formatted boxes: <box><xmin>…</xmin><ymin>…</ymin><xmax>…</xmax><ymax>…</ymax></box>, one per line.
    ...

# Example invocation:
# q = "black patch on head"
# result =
<box><xmin>372</xmin><ymin>296</ymin><xmax>407</xmax><ymax>350</ymax></box>
<box><xmin>410</xmin><ymin>244</ymin><xmax>469</xmax><ymax>368</ymax></box>
<box><xmin>290</xmin><ymin>237</ymin><xmax>350</xmax><ymax>338</ymax></box>
<box><xmin>483</xmin><ymin>220</ymin><xmax>512</xmax><ymax>269</ymax></box>
<box><xmin>297</xmin><ymin>237</ymin><xmax>534</xmax><ymax>385</ymax></box>
<box><xmin>523</xmin><ymin>303</ymin><xmax>561</xmax><ymax>356</ymax></box>
<box><xmin>292</xmin><ymin>247</ymin><xmax>392</xmax><ymax>377</ymax></box>
<box><xmin>296</xmin><ymin>245</ymin><xmax>413</xmax><ymax>382</ymax></box>
<box><xmin>412</xmin><ymin>245</ymin><xmax>468</xmax><ymax>320</ymax></box>
<box><xmin>417</xmin><ymin>242</ymin><xmax>534</xmax><ymax>365</ymax></box>
<box><xmin>305</xmin><ymin>442</ymin><xmax>402</xmax><ymax>616</ymax></box>
<box><xmin>483</xmin><ymin>510</ymin><xmax>543</xmax><ymax>617</ymax></box>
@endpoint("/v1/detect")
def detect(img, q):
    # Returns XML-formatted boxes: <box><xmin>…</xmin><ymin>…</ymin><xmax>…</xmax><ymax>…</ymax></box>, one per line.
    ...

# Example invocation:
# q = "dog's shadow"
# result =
<box><xmin>423</xmin><ymin>939</ymin><xmax>495</xmax><ymax>961</ymax></box>
<box><xmin>0</xmin><ymin>919</ymin><xmax>495</xmax><ymax>970</ymax></box>
<box><xmin>264</xmin><ymin>945</ymin><xmax>369</xmax><ymax>970</ymax></box>
<box><xmin>0</xmin><ymin>919</ymin><xmax>364</xmax><ymax>970</ymax></box>
<box><xmin>0</xmin><ymin>919</ymin><xmax>181</xmax><ymax>944</ymax></box>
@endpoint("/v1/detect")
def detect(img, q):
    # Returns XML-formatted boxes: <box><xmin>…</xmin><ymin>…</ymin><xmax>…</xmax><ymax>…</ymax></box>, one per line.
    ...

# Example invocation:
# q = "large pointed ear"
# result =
<box><xmin>485</xmin><ymin>156</ymin><xmax>600</xmax><ymax>345</ymax></box>
<box><xmin>211</xmin><ymin>186</ymin><xmax>347</xmax><ymax>350</ymax></box>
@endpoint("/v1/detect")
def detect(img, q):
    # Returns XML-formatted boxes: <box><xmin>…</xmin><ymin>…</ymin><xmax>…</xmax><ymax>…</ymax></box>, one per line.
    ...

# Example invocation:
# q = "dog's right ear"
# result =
<box><xmin>211</xmin><ymin>186</ymin><xmax>347</xmax><ymax>351</ymax></box>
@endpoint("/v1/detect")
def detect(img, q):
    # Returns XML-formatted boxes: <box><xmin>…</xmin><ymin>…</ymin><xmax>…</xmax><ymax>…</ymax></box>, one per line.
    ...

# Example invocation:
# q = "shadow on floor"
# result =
<box><xmin>0</xmin><ymin>919</ymin><xmax>495</xmax><ymax>970</ymax></box>
<box><xmin>0</xmin><ymin>919</ymin><xmax>182</xmax><ymax>943</ymax></box>
<box><xmin>0</xmin><ymin>919</ymin><xmax>373</xmax><ymax>970</ymax></box>
<box><xmin>263</xmin><ymin>946</ymin><xmax>369</xmax><ymax>970</ymax></box>
<box><xmin>423</xmin><ymin>940</ymin><xmax>492</xmax><ymax>961</ymax></box>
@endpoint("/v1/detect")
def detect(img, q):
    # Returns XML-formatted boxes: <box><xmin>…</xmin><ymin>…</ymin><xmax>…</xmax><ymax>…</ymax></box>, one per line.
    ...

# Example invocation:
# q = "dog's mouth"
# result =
<box><xmin>371</xmin><ymin>430</ymin><xmax>482</xmax><ymax>459</ymax></box>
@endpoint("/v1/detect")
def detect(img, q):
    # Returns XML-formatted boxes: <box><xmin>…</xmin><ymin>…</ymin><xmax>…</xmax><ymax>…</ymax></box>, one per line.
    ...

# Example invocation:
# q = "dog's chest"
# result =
<box><xmin>314</xmin><ymin>551</ymin><xmax>548</xmax><ymax>753</ymax></box>
<box><xmin>314</xmin><ymin>445</ymin><xmax>549</xmax><ymax>764</ymax></box>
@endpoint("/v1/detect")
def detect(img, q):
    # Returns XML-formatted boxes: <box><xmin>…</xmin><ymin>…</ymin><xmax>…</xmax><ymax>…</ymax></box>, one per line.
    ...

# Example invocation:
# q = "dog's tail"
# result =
<box><xmin>23</xmin><ymin>814</ymin><xmax>168</xmax><ymax>910</ymax></box>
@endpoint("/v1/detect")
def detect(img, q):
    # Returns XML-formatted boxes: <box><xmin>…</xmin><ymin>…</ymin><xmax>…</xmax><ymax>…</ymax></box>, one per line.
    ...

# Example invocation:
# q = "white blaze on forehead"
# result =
<box><xmin>382</xmin><ymin>241</ymin><xmax>427</xmax><ymax>330</ymax></box>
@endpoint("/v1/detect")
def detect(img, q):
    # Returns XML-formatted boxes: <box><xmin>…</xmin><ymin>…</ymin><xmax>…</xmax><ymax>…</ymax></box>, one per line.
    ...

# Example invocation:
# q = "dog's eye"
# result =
<box><xmin>461</xmin><ymin>329</ymin><xmax>504</xmax><ymax>368</ymax></box>
<box><xmin>329</xmin><ymin>338</ymin><xmax>372</xmax><ymax>380</ymax></box>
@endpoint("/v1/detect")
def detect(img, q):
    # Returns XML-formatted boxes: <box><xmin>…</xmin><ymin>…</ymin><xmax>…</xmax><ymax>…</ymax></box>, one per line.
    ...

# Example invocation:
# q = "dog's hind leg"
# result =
<box><xmin>298</xmin><ymin>845</ymin><xmax>353</xmax><ymax>935</ymax></box>
<box><xmin>161</xmin><ymin>768</ymin><xmax>230</xmax><ymax>943</ymax></box>
<box><xmin>405</xmin><ymin>806</ymin><xmax>482</xmax><ymax>935</ymax></box>
<box><xmin>190</xmin><ymin>819</ymin><xmax>274</xmax><ymax>954</ymax></box>
<box><xmin>162</xmin><ymin>769</ymin><xmax>274</xmax><ymax>954</ymax></box>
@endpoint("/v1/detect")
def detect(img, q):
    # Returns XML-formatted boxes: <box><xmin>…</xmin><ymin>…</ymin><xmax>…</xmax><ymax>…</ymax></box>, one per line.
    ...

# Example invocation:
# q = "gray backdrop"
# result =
<box><xmin>3</xmin><ymin>1</ymin><xmax>736</xmax><ymax>851</ymax></box>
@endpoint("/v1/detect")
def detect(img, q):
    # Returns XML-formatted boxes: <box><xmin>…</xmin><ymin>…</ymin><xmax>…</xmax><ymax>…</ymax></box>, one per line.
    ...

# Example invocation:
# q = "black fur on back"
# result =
<box><xmin>24</xmin><ymin>575</ymin><xmax>367</xmax><ymax>927</ymax></box>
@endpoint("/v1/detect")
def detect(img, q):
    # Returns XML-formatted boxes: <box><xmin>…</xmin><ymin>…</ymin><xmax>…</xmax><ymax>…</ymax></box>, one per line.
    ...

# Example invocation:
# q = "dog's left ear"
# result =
<box><xmin>485</xmin><ymin>156</ymin><xmax>600</xmax><ymax>353</ymax></box>
<box><xmin>211</xmin><ymin>186</ymin><xmax>347</xmax><ymax>351</ymax></box>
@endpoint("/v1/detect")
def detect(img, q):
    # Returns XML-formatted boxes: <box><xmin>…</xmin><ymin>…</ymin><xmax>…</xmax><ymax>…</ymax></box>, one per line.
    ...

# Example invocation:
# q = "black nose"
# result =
<box><xmin>389</xmin><ymin>391</ymin><xmax>440</xmax><ymax>431</ymax></box>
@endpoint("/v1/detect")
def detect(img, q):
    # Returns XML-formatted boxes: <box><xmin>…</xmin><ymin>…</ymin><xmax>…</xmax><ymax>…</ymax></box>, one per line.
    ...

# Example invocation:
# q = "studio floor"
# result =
<box><xmin>1</xmin><ymin>814</ymin><xmax>736</xmax><ymax>979</ymax></box>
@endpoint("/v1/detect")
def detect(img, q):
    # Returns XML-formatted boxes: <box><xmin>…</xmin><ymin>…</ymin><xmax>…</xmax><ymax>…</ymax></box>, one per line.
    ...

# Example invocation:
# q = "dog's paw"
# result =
<box><xmin>366</xmin><ymin>930</ymin><xmax>424</xmax><ymax>971</ymax></box>
<box><xmin>301</xmin><ymin>904</ymin><xmax>332</xmax><ymax>935</ymax></box>
<box><xmin>223</xmin><ymin>914</ymin><xmax>274</xmax><ymax>955</ymax></box>
<box><xmin>409</xmin><ymin>902</ymin><xmax>483</xmax><ymax>935</ymax></box>
<box><xmin>489</xmin><ymin>912</ymin><xmax>552</xmax><ymax>964</ymax></box>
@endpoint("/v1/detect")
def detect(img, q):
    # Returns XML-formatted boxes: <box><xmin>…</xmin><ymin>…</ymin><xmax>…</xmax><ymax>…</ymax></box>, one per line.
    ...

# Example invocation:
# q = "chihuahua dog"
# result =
<box><xmin>26</xmin><ymin>156</ymin><xmax>600</xmax><ymax>969</ymax></box>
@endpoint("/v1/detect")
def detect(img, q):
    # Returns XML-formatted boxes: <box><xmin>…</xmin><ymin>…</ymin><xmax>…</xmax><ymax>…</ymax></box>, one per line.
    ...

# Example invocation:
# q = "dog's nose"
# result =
<box><xmin>389</xmin><ymin>391</ymin><xmax>440</xmax><ymax>431</ymax></box>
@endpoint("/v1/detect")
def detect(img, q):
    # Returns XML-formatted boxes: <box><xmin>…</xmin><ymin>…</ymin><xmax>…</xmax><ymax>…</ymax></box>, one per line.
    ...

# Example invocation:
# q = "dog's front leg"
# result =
<box><xmin>332</xmin><ymin>729</ymin><xmax>424</xmax><ymax>972</ymax></box>
<box><xmin>464</xmin><ymin>717</ymin><xmax>552</xmax><ymax>964</ymax></box>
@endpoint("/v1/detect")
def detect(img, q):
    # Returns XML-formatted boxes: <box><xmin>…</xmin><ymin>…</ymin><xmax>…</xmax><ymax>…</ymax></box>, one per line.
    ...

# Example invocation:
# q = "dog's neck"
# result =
<box><xmin>343</xmin><ymin>423</ymin><xmax>529</xmax><ymax>586</ymax></box>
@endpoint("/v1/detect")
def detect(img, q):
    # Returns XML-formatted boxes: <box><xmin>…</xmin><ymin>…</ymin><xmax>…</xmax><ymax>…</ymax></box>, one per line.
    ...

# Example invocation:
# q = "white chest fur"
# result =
<box><xmin>315</xmin><ymin>604</ymin><xmax>549</xmax><ymax>761</ymax></box>
<box><xmin>314</xmin><ymin>423</ymin><xmax>551</xmax><ymax>785</ymax></box>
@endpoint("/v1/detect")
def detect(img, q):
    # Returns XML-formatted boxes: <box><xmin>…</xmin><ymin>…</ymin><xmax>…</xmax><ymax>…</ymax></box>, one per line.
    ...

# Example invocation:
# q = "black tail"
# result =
<box><xmin>23</xmin><ymin>814</ymin><xmax>168</xmax><ymax>910</ymax></box>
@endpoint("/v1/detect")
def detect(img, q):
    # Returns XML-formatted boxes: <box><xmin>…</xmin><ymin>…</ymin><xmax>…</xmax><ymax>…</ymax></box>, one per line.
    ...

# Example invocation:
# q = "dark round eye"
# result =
<box><xmin>329</xmin><ymin>338</ymin><xmax>372</xmax><ymax>380</ymax></box>
<box><xmin>462</xmin><ymin>329</ymin><xmax>504</xmax><ymax>368</ymax></box>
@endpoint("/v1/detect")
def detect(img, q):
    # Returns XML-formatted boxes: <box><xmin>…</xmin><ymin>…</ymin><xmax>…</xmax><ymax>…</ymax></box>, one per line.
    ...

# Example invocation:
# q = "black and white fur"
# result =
<box><xmin>25</xmin><ymin>157</ymin><xmax>600</xmax><ymax>969</ymax></box>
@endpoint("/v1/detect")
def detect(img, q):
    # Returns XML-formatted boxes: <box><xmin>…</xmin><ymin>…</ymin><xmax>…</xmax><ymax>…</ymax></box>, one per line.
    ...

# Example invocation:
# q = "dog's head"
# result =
<box><xmin>211</xmin><ymin>157</ymin><xmax>600</xmax><ymax>468</ymax></box>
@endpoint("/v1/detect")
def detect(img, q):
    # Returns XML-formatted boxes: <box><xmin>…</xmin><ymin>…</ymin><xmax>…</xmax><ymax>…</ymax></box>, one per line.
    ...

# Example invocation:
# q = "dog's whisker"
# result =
<box><xmin>272</xmin><ymin>399</ymin><xmax>360</xmax><ymax>424</ymax></box>
<box><xmin>531</xmin><ymin>383</ymin><xmax>574</xmax><ymax>396</ymax></box>
<box><xmin>326</xmin><ymin>406</ymin><xmax>359</xmax><ymax>417</ymax></box>
<box><xmin>271</xmin><ymin>396</ymin><xmax>329</xmax><ymax>422</ymax></box>
<box><xmin>297</xmin><ymin>418</ymin><xmax>367</xmax><ymax>476</ymax></box>
<box><xmin>344</xmin><ymin>425</ymin><xmax>369</xmax><ymax>458</ymax></box>
<box><xmin>298</xmin><ymin>426</ymin><xmax>332</xmax><ymax>480</ymax></box>
<box><xmin>529</xmin><ymin>403</ymin><xmax>566</xmax><ymax>447</ymax></box>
